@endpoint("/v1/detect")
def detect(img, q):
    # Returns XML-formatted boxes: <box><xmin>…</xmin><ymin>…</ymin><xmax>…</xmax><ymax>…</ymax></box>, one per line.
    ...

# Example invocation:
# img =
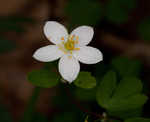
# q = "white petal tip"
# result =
<box><xmin>58</xmin><ymin>55</ymin><xmax>80</xmax><ymax>84</ymax></box>
<box><xmin>73</xmin><ymin>46</ymin><xmax>103</xmax><ymax>64</ymax></box>
<box><xmin>33</xmin><ymin>45</ymin><xmax>64</xmax><ymax>62</ymax></box>
<box><xmin>97</xmin><ymin>53</ymin><xmax>103</xmax><ymax>63</ymax></box>
<box><xmin>33</xmin><ymin>52</ymin><xmax>40</xmax><ymax>61</ymax></box>
<box><xmin>70</xmin><ymin>26</ymin><xmax>94</xmax><ymax>46</ymax></box>
<box><xmin>43</xmin><ymin>21</ymin><xmax>68</xmax><ymax>44</ymax></box>
<box><xmin>32</xmin><ymin>52</ymin><xmax>46</xmax><ymax>62</ymax></box>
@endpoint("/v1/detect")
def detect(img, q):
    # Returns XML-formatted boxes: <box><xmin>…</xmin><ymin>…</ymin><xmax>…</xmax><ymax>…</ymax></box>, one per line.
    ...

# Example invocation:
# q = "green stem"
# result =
<box><xmin>21</xmin><ymin>87</ymin><xmax>41</xmax><ymax>122</ymax></box>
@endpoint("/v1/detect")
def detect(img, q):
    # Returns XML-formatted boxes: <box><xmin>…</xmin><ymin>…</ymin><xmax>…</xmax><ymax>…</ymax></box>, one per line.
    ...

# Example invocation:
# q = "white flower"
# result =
<box><xmin>33</xmin><ymin>21</ymin><xmax>103</xmax><ymax>83</ymax></box>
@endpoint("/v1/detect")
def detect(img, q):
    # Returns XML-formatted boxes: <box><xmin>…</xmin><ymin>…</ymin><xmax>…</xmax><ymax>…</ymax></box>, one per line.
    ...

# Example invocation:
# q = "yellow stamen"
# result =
<box><xmin>58</xmin><ymin>35</ymin><xmax>80</xmax><ymax>54</ymax></box>
<box><xmin>61</xmin><ymin>37</ymin><xmax>64</xmax><ymax>40</ymax></box>
<box><xmin>75</xmin><ymin>41</ymin><xmax>78</xmax><ymax>44</ymax></box>
<box><xmin>64</xmin><ymin>40</ymin><xmax>75</xmax><ymax>50</ymax></box>
<box><xmin>76</xmin><ymin>36</ymin><xmax>79</xmax><ymax>41</ymax></box>
<box><xmin>71</xmin><ymin>35</ymin><xmax>75</xmax><ymax>40</ymax></box>
<box><xmin>57</xmin><ymin>44</ymin><xmax>67</xmax><ymax>54</ymax></box>
<box><xmin>74</xmin><ymin>48</ymin><xmax>80</xmax><ymax>51</ymax></box>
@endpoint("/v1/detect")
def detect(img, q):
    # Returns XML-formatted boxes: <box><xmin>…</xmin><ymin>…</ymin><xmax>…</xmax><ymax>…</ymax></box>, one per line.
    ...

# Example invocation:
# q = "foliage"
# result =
<box><xmin>95</xmin><ymin>57</ymin><xmax>148</xmax><ymax>121</ymax></box>
<box><xmin>28</xmin><ymin>68</ymin><xmax>60</xmax><ymax>88</ymax></box>
<box><xmin>96</xmin><ymin>71</ymin><xmax>147</xmax><ymax>119</ymax></box>
<box><xmin>74</xmin><ymin>72</ymin><xmax>96</xmax><ymax>89</ymax></box>
<box><xmin>96</xmin><ymin>71</ymin><xmax>117</xmax><ymax>108</ymax></box>
<box><xmin>74</xmin><ymin>87</ymin><xmax>96</xmax><ymax>101</ymax></box>
<box><xmin>26</xmin><ymin>56</ymin><xmax>149</xmax><ymax>121</ymax></box>
<box><xmin>0</xmin><ymin>0</ymin><xmax>150</xmax><ymax>120</ymax></box>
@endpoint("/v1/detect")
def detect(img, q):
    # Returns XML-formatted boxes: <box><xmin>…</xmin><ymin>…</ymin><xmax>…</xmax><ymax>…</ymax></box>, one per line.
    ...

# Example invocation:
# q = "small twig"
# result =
<box><xmin>64</xmin><ymin>84</ymin><xmax>123</xmax><ymax>121</ymax></box>
<box><xmin>64</xmin><ymin>84</ymin><xmax>103</xmax><ymax>119</ymax></box>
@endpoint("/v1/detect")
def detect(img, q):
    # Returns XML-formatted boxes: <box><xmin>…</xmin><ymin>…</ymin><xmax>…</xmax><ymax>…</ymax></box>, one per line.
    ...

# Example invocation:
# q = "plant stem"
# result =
<box><xmin>21</xmin><ymin>87</ymin><xmax>41</xmax><ymax>122</ymax></box>
<box><xmin>64</xmin><ymin>84</ymin><xmax>103</xmax><ymax>118</ymax></box>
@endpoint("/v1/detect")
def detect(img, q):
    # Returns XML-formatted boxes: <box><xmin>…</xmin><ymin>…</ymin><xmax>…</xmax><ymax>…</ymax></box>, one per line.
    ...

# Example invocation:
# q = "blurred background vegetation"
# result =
<box><xmin>0</xmin><ymin>0</ymin><xmax>150</xmax><ymax>122</ymax></box>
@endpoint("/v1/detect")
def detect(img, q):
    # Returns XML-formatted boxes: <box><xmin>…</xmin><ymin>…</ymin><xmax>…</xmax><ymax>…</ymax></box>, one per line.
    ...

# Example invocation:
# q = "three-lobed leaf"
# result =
<box><xmin>96</xmin><ymin>71</ymin><xmax>148</xmax><ymax>119</ymax></box>
<box><xmin>96</xmin><ymin>71</ymin><xmax>117</xmax><ymax>108</ymax></box>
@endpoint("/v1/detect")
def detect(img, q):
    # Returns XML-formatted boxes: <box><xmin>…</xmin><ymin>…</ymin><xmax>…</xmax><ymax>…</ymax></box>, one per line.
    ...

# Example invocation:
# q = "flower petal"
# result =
<box><xmin>44</xmin><ymin>21</ymin><xmax>68</xmax><ymax>44</ymax></box>
<box><xmin>33</xmin><ymin>45</ymin><xmax>64</xmax><ymax>62</ymax></box>
<box><xmin>58</xmin><ymin>54</ymin><xmax>80</xmax><ymax>83</ymax></box>
<box><xmin>70</xmin><ymin>26</ymin><xmax>94</xmax><ymax>46</ymax></box>
<box><xmin>73</xmin><ymin>46</ymin><xmax>103</xmax><ymax>64</ymax></box>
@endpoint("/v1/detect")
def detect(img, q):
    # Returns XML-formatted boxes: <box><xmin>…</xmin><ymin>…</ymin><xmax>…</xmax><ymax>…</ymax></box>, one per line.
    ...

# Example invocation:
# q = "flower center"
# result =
<box><xmin>64</xmin><ymin>39</ymin><xmax>75</xmax><ymax>51</ymax></box>
<box><xmin>63</xmin><ymin>35</ymin><xmax>79</xmax><ymax>51</ymax></box>
<box><xmin>58</xmin><ymin>35</ymin><xmax>80</xmax><ymax>55</ymax></box>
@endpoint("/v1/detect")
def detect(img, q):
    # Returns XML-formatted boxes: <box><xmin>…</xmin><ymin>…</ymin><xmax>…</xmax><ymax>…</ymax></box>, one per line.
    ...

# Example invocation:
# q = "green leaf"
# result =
<box><xmin>44</xmin><ymin>62</ymin><xmax>57</xmax><ymax>70</ymax></box>
<box><xmin>96</xmin><ymin>71</ymin><xmax>117</xmax><ymax>108</ymax></box>
<box><xmin>111</xmin><ymin>57</ymin><xmax>141</xmax><ymax>77</ymax></box>
<box><xmin>0</xmin><ymin>38</ymin><xmax>16</xmax><ymax>53</ymax></box>
<box><xmin>28</xmin><ymin>68</ymin><xmax>59</xmax><ymax>88</ymax></box>
<box><xmin>125</xmin><ymin>118</ymin><xmax>150</xmax><ymax>122</ymax></box>
<box><xmin>65</xmin><ymin>0</ymin><xmax>103</xmax><ymax>26</ymax></box>
<box><xmin>74</xmin><ymin>72</ymin><xmax>96</xmax><ymax>89</ymax></box>
<box><xmin>113</xmin><ymin>77</ymin><xmax>143</xmax><ymax>99</ymax></box>
<box><xmin>107</xmin><ymin>94</ymin><xmax>147</xmax><ymax>111</ymax></box>
<box><xmin>138</xmin><ymin>17</ymin><xmax>150</xmax><ymax>41</ymax></box>
<box><xmin>106</xmin><ymin>77</ymin><xmax>147</xmax><ymax>118</ymax></box>
<box><xmin>108</xmin><ymin>107</ymin><xmax>142</xmax><ymax>119</ymax></box>
<box><xmin>74</xmin><ymin>87</ymin><xmax>96</xmax><ymax>101</ymax></box>
<box><xmin>106</xmin><ymin>0</ymin><xmax>137</xmax><ymax>24</ymax></box>
<box><xmin>96</xmin><ymin>71</ymin><xmax>148</xmax><ymax>119</ymax></box>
